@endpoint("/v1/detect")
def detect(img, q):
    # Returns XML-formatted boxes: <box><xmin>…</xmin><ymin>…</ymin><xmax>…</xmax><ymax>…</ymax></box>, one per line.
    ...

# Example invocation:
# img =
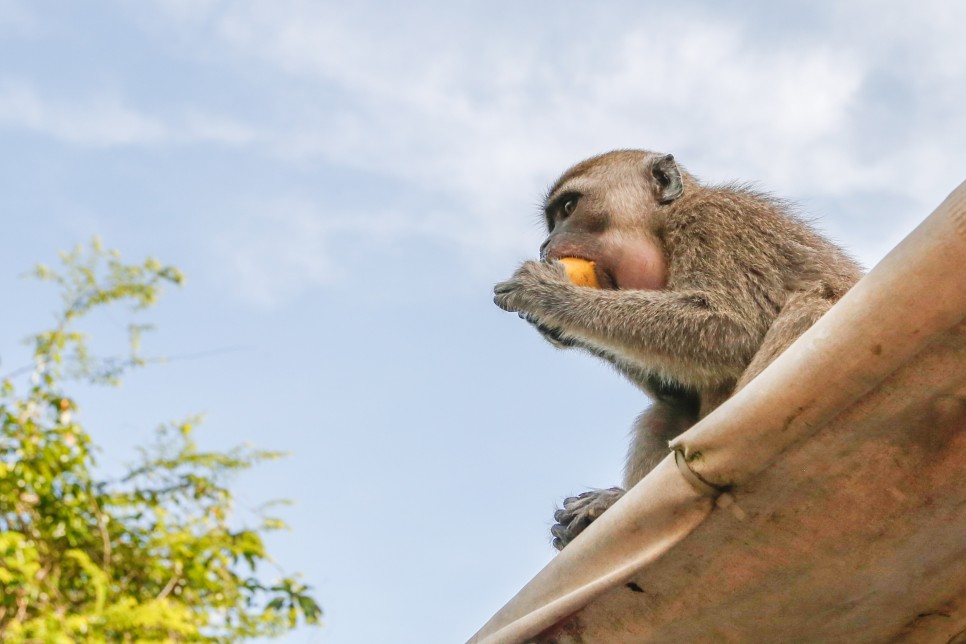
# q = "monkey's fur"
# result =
<box><xmin>493</xmin><ymin>150</ymin><xmax>862</xmax><ymax>550</ymax></box>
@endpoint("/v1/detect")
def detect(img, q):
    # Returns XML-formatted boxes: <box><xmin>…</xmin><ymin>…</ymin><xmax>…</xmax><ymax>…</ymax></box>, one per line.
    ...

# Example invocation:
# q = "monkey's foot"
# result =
<box><xmin>551</xmin><ymin>486</ymin><xmax>625</xmax><ymax>551</ymax></box>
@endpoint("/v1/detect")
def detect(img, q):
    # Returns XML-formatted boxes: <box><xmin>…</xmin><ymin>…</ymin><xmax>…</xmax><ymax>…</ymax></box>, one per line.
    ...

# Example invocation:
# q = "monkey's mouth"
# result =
<box><xmin>591</xmin><ymin>263</ymin><xmax>617</xmax><ymax>289</ymax></box>
<box><xmin>546</xmin><ymin>252</ymin><xmax>616</xmax><ymax>289</ymax></box>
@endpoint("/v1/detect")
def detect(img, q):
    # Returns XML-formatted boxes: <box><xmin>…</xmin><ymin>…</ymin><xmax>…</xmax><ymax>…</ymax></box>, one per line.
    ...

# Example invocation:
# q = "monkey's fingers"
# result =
<box><xmin>493</xmin><ymin>280</ymin><xmax>514</xmax><ymax>295</ymax></box>
<box><xmin>517</xmin><ymin>312</ymin><xmax>577</xmax><ymax>348</ymax></box>
<box><xmin>551</xmin><ymin>505</ymin><xmax>597</xmax><ymax>551</ymax></box>
<box><xmin>493</xmin><ymin>281</ymin><xmax>524</xmax><ymax>312</ymax></box>
<box><xmin>551</xmin><ymin>488</ymin><xmax>626</xmax><ymax>550</ymax></box>
<box><xmin>551</xmin><ymin>521</ymin><xmax>580</xmax><ymax>547</ymax></box>
<box><xmin>560</xmin><ymin>488</ymin><xmax>623</xmax><ymax>515</ymax></box>
<box><xmin>493</xmin><ymin>293</ymin><xmax>515</xmax><ymax>312</ymax></box>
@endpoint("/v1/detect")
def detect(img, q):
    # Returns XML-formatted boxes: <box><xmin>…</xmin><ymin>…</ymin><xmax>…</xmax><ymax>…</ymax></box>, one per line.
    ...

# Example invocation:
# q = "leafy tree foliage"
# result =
<box><xmin>0</xmin><ymin>241</ymin><xmax>321</xmax><ymax>641</ymax></box>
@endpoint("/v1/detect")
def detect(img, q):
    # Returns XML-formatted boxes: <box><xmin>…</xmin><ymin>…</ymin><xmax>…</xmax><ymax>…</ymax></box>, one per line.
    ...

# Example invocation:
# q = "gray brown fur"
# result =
<box><xmin>494</xmin><ymin>150</ymin><xmax>863</xmax><ymax>550</ymax></box>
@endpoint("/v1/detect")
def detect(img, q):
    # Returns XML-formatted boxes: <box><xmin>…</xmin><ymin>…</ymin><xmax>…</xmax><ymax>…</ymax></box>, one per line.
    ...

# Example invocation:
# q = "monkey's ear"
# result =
<box><xmin>651</xmin><ymin>154</ymin><xmax>684</xmax><ymax>204</ymax></box>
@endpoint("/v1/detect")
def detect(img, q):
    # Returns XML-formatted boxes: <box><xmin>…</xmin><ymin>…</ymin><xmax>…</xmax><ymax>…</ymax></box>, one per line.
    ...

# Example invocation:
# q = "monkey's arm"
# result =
<box><xmin>521</xmin><ymin>311</ymin><xmax>677</xmax><ymax>398</ymax></box>
<box><xmin>734</xmin><ymin>288</ymin><xmax>836</xmax><ymax>389</ymax></box>
<box><xmin>495</xmin><ymin>260</ymin><xmax>763</xmax><ymax>386</ymax></box>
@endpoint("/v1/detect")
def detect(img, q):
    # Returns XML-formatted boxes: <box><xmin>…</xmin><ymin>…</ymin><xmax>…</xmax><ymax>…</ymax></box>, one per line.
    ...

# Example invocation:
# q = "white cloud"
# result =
<box><xmin>190</xmin><ymin>1</ymin><xmax>966</xmax><ymax>202</ymax></box>
<box><xmin>214</xmin><ymin>202</ymin><xmax>341</xmax><ymax>308</ymax></box>
<box><xmin>183</xmin><ymin>111</ymin><xmax>259</xmax><ymax>146</ymax></box>
<box><xmin>163</xmin><ymin>4</ymin><xmax>864</xmax><ymax>188</ymax></box>
<box><xmin>119</xmin><ymin>2</ymin><xmax>871</xmax><ymax>305</ymax></box>
<box><xmin>155</xmin><ymin>2</ymin><xmax>869</xmax><ymax>264</ymax></box>
<box><xmin>17</xmin><ymin>1</ymin><xmax>966</xmax><ymax>305</ymax></box>
<box><xmin>16</xmin><ymin>2</ymin><xmax>966</xmax><ymax>213</ymax></box>
<box><xmin>0</xmin><ymin>84</ymin><xmax>168</xmax><ymax>146</ymax></box>
<box><xmin>0</xmin><ymin>83</ymin><xmax>259</xmax><ymax>148</ymax></box>
<box><xmin>213</xmin><ymin>200</ymin><xmax>443</xmax><ymax>308</ymax></box>
<box><xmin>145</xmin><ymin>0</ymin><xmax>223</xmax><ymax>25</ymax></box>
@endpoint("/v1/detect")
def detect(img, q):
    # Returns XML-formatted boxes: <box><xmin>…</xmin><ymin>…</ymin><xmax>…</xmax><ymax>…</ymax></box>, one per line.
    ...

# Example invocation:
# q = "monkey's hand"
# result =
<box><xmin>551</xmin><ymin>486</ymin><xmax>625</xmax><ymax>551</ymax></box>
<box><xmin>494</xmin><ymin>260</ymin><xmax>572</xmax><ymax>318</ymax></box>
<box><xmin>518</xmin><ymin>312</ymin><xmax>580</xmax><ymax>349</ymax></box>
<box><xmin>496</xmin><ymin>261</ymin><xmax>588</xmax><ymax>350</ymax></box>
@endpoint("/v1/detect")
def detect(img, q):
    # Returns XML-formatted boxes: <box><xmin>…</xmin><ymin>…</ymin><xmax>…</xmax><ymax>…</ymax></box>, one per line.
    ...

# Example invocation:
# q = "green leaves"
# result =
<box><xmin>24</xmin><ymin>238</ymin><xmax>185</xmax><ymax>386</ymax></box>
<box><xmin>0</xmin><ymin>241</ymin><xmax>321</xmax><ymax>641</ymax></box>
<box><xmin>264</xmin><ymin>579</ymin><xmax>323</xmax><ymax>628</ymax></box>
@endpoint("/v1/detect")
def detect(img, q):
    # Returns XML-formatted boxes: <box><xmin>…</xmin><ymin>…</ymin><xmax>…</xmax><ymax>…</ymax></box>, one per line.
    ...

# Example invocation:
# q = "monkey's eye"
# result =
<box><xmin>562</xmin><ymin>197</ymin><xmax>578</xmax><ymax>217</ymax></box>
<box><xmin>545</xmin><ymin>193</ymin><xmax>580</xmax><ymax>230</ymax></box>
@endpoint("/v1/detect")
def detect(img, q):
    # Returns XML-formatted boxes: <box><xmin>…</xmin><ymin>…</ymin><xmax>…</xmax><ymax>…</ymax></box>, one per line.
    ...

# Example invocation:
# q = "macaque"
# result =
<box><xmin>494</xmin><ymin>150</ymin><xmax>862</xmax><ymax>550</ymax></box>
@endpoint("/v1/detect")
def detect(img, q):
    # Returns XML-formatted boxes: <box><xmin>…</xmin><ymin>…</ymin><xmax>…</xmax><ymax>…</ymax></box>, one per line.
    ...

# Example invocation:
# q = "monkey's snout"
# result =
<box><xmin>539</xmin><ymin>238</ymin><xmax>552</xmax><ymax>260</ymax></box>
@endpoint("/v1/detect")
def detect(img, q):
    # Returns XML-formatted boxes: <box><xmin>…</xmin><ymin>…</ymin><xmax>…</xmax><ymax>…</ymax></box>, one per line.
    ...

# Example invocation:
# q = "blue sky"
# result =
<box><xmin>1</xmin><ymin>1</ymin><xmax>964</xmax><ymax>642</ymax></box>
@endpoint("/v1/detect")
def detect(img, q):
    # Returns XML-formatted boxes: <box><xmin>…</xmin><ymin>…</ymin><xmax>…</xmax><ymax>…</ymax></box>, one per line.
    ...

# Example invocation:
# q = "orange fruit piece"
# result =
<box><xmin>559</xmin><ymin>257</ymin><xmax>599</xmax><ymax>288</ymax></box>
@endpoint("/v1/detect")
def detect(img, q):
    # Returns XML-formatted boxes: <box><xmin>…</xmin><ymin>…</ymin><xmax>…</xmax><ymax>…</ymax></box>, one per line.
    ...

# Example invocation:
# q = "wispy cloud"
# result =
<box><xmin>183</xmin><ymin>110</ymin><xmax>259</xmax><ymax>146</ymax></box>
<box><xmin>10</xmin><ymin>0</ymin><xmax>965</xmax><ymax>306</ymax></box>
<box><xmin>0</xmin><ymin>83</ymin><xmax>258</xmax><ymax>148</ymax></box>
<box><xmin>139</xmin><ymin>1</ymin><xmax>872</xmax><ymax>303</ymax></box>
<box><xmin>169</xmin><ymin>0</ymin><xmax>965</xmax><ymax>204</ymax></box>
<box><xmin>203</xmin><ymin>3</ymin><xmax>866</xmax><ymax>197</ymax></box>
<box><xmin>214</xmin><ymin>202</ymin><xmax>342</xmax><ymax>308</ymax></box>
<box><xmin>0</xmin><ymin>84</ymin><xmax>167</xmax><ymax>146</ymax></box>
<box><xmin>213</xmin><ymin>199</ymin><xmax>441</xmax><ymax>308</ymax></box>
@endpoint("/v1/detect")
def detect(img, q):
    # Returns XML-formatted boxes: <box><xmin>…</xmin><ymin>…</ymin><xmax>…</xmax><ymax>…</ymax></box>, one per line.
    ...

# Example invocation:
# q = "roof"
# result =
<box><xmin>470</xmin><ymin>180</ymin><xmax>966</xmax><ymax>643</ymax></box>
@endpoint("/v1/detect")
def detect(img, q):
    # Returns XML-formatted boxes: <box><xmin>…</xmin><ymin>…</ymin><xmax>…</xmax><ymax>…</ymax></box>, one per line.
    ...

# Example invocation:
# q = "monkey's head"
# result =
<box><xmin>540</xmin><ymin>150</ymin><xmax>686</xmax><ymax>291</ymax></box>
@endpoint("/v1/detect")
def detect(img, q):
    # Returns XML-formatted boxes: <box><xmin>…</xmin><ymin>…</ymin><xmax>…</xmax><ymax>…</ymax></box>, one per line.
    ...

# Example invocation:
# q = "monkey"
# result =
<box><xmin>493</xmin><ymin>150</ymin><xmax>863</xmax><ymax>551</ymax></box>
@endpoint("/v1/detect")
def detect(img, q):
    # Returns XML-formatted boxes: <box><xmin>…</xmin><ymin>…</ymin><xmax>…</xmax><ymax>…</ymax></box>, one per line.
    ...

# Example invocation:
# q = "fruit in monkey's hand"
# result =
<box><xmin>558</xmin><ymin>257</ymin><xmax>600</xmax><ymax>288</ymax></box>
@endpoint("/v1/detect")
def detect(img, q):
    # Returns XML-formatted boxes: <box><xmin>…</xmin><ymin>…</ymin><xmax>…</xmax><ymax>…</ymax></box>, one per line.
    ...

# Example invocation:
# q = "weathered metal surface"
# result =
<box><xmin>470</xmin><ymin>180</ymin><xmax>966</xmax><ymax>644</ymax></box>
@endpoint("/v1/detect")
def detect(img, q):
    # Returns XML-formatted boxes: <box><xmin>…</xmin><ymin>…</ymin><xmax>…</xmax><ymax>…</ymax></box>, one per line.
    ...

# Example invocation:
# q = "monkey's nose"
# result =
<box><xmin>539</xmin><ymin>238</ymin><xmax>551</xmax><ymax>260</ymax></box>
